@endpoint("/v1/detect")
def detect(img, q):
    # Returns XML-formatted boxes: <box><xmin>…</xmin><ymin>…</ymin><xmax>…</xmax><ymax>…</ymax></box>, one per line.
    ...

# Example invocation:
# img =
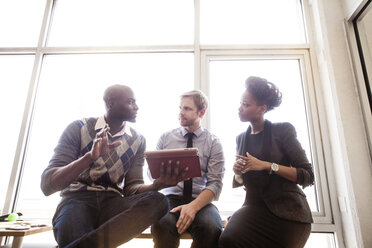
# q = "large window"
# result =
<box><xmin>0</xmin><ymin>0</ymin><xmax>45</xmax><ymax>47</ymax></box>
<box><xmin>0</xmin><ymin>55</ymin><xmax>34</xmax><ymax>211</ymax></box>
<box><xmin>48</xmin><ymin>0</ymin><xmax>194</xmax><ymax>46</ymax></box>
<box><xmin>200</xmin><ymin>0</ymin><xmax>306</xmax><ymax>44</ymax></box>
<box><xmin>206</xmin><ymin>57</ymin><xmax>317</xmax><ymax>213</ymax></box>
<box><xmin>16</xmin><ymin>53</ymin><xmax>194</xmax><ymax>217</ymax></box>
<box><xmin>1</xmin><ymin>0</ymin><xmax>339</xmax><ymax>247</ymax></box>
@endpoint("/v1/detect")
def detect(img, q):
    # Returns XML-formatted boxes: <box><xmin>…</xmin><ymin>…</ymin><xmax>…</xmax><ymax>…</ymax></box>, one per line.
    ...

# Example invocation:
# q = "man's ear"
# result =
<box><xmin>105</xmin><ymin>99</ymin><xmax>114</xmax><ymax>111</ymax></box>
<box><xmin>199</xmin><ymin>108</ymin><xmax>206</xmax><ymax>118</ymax></box>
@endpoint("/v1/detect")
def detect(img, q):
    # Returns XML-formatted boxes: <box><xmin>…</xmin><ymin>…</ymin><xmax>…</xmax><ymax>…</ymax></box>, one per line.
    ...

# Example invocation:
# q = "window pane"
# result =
<box><xmin>0</xmin><ymin>55</ymin><xmax>34</xmax><ymax>210</ymax></box>
<box><xmin>201</xmin><ymin>0</ymin><xmax>306</xmax><ymax>45</ymax></box>
<box><xmin>48</xmin><ymin>0</ymin><xmax>194</xmax><ymax>46</ymax></box>
<box><xmin>305</xmin><ymin>233</ymin><xmax>336</xmax><ymax>248</ymax></box>
<box><xmin>0</xmin><ymin>0</ymin><xmax>46</xmax><ymax>47</ymax></box>
<box><xmin>16</xmin><ymin>53</ymin><xmax>193</xmax><ymax>218</ymax></box>
<box><xmin>208</xmin><ymin>59</ymin><xmax>318</xmax><ymax>214</ymax></box>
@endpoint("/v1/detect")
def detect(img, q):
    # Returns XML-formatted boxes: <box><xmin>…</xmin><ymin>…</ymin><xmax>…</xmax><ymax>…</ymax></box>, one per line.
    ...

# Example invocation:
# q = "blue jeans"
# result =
<box><xmin>151</xmin><ymin>195</ymin><xmax>222</xmax><ymax>248</ymax></box>
<box><xmin>52</xmin><ymin>191</ymin><xmax>168</xmax><ymax>248</ymax></box>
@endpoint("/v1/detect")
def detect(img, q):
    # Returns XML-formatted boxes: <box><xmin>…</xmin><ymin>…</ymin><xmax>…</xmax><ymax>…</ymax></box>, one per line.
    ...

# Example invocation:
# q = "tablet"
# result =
<box><xmin>145</xmin><ymin>148</ymin><xmax>201</xmax><ymax>179</ymax></box>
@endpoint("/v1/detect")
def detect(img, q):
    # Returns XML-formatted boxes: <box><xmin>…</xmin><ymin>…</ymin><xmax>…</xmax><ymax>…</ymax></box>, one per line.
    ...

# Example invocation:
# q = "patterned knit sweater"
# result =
<box><xmin>41</xmin><ymin>117</ymin><xmax>146</xmax><ymax>197</ymax></box>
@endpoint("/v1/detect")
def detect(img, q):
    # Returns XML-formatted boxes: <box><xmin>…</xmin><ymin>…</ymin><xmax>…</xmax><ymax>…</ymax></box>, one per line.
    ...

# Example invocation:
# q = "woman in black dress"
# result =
<box><xmin>218</xmin><ymin>76</ymin><xmax>314</xmax><ymax>248</ymax></box>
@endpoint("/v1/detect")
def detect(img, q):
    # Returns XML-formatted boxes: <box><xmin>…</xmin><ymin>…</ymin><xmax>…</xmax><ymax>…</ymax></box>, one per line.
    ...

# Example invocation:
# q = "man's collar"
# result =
<box><xmin>95</xmin><ymin>116</ymin><xmax>132</xmax><ymax>137</ymax></box>
<box><xmin>181</xmin><ymin>126</ymin><xmax>203</xmax><ymax>137</ymax></box>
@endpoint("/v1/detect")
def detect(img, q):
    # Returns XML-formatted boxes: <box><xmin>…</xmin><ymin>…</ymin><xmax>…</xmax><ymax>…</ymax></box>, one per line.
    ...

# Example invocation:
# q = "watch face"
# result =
<box><xmin>272</xmin><ymin>163</ymin><xmax>279</xmax><ymax>172</ymax></box>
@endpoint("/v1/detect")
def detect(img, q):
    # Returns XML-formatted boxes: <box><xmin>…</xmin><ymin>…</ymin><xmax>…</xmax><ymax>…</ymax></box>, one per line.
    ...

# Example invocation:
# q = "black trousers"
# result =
<box><xmin>218</xmin><ymin>198</ymin><xmax>311</xmax><ymax>248</ymax></box>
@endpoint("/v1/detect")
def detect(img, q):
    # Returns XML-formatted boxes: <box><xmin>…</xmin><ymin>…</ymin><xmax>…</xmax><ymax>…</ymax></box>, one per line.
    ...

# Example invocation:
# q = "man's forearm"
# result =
<box><xmin>49</xmin><ymin>152</ymin><xmax>93</xmax><ymax>192</ymax></box>
<box><xmin>136</xmin><ymin>176</ymin><xmax>174</xmax><ymax>193</ymax></box>
<box><xmin>189</xmin><ymin>189</ymin><xmax>215</xmax><ymax>212</ymax></box>
<box><xmin>137</xmin><ymin>182</ymin><xmax>160</xmax><ymax>193</ymax></box>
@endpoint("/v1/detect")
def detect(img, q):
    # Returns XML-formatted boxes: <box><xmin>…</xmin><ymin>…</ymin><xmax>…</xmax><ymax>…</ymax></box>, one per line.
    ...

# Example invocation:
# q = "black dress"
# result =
<box><xmin>219</xmin><ymin>124</ymin><xmax>311</xmax><ymax>248</ymax></box>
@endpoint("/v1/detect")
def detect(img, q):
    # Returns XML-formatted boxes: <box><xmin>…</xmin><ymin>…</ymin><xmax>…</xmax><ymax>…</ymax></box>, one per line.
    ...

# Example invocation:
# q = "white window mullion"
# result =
<box><xmin>300</xmin><ymin>51</ymin><xmax>334</xmax><ymax>224</ymax></box>
<box><xmin>2</xmin><ymin>0</ymin><xmax>54</xmax><ymax>215</ymax></box>
<box><xmin>194</xmin><ymin>0</ymin><xmax>201</xmax><ymax>89</ymax></box>
<box><xmin>200</xmin><ymin>48</ymin><xmax>338</xmax><ymax>234</ymax></box>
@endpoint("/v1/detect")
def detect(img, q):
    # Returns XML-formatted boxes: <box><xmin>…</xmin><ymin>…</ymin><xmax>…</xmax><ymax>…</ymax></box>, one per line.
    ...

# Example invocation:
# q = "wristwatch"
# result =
<box><xmin>270</xmin><ymin>163</ymin><xmax>279</xmax><ymax>174</ymax></box>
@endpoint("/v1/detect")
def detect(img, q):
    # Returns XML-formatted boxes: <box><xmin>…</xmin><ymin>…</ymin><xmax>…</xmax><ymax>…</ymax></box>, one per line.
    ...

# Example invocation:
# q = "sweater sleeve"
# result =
<box><xmin>40</xmin><ymin>120</ymin><xmax>82</xmax><ymax>196</ymax></box>
<box><xmin>280</xmin><ymin>123</ymin><xmax>314</xmax><ymax>188</ymax></box>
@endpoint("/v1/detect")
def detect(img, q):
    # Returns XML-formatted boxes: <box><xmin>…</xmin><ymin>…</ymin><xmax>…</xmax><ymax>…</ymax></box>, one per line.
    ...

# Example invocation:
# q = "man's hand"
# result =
<box><xmin>170</xmin><ymin>204</ymin><xmax>197</xmax><ymax>234</ymax></box>
<box><xmin>90</xmin><ymin>124</ymin><xmax>122</xmax><ymax>161</ymax></box>
<box><xmin>154</xmin><ymin>161</ymin><xmax>189</xmax><ymax>190</ymax></box>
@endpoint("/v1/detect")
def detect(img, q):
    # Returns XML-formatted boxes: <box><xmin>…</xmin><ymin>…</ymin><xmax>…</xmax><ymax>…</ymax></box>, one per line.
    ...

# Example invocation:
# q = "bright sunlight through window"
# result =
<box><xmin>1</xmin><ymin>1</ymin><xmax>337</xmax><ymax>247</ymax></box>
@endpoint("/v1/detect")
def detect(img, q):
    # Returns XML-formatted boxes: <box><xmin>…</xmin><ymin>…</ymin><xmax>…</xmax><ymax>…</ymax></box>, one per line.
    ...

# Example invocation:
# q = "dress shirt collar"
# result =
<box><xmin>181</xmin><ymin>126</ymin><xmax>203</xmax><ymax>137</ymax></box>
<box><xmin>95</xmin><ymin>116</ymin><xmax>132</xmax><ymax>138</ymax></box>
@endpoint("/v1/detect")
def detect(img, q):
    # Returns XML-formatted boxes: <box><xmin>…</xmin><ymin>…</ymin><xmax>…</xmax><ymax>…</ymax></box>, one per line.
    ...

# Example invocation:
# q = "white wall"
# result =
<box><xmin>307</xmin><ymin>0</ymin><xmax>372</xmax><ymax>247</ymax></box>
<box><xmin>341</xmin><ymin>0</ymin><xmax>363</xmax><ymax>18</ymax></box>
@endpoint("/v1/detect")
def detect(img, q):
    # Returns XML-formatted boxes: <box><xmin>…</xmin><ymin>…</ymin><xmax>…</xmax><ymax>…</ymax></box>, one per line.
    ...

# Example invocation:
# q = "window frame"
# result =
<box><xmin>0</xmin><ymin>0</ymin><xmax>343</xmax><ymax>247</ymax></box>
<box><xmin>350</xmin><ymin>0</ymin><xmax>372</xmax><ymax>159</ymax></box>
<box><xmin>200</xmin><ymin>48</ymin><xmax>333</xmax><ymax>227</ymax></box>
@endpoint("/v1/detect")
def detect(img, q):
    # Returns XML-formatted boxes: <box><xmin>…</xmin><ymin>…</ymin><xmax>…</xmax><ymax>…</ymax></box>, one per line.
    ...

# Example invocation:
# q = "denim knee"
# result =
<box><xmin>142</xmin><ymin>191</ymin><xmax>169</xmax><ymax>219</ymax></box>
<box><xmin>52</xmin><ymin>199</ymin><xmax>96</xmax><ymax>248</ymax></box>
<box><xmin>151</xmin><ymin>212</ymin><xmax>180</xmax><ymax>248</ymax></box>
<box><xmin>193</xmin><ymin>223</ymin><xmax>221</xmax><ymax>245</ymax></box>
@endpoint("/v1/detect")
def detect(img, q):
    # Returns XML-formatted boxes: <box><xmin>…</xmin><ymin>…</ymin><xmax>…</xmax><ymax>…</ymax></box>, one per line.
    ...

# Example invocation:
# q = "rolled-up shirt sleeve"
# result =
<box><xmin>280</xmin><ymin>123</ymin><xmax>314</xmax><ymax>188</ymax></box>
<box><xmin>204</xmin><ymin>137</ymin><xmax>225</xmax><ymax>200</ymax></box>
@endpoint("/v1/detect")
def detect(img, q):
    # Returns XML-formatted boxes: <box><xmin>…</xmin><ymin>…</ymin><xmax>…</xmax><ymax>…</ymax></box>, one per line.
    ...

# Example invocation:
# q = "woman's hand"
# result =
<box><xmin>233</xmin><ymin>159</ymin><xmax>246</xmax><ymax>175</ymax></box>
<box><xmin>235</xmin><ymin>152</ymin><xmax>271</xmax><ymax>173</ymax></box>
<box><xmin>235</xmin><ymin>152</ymin><xmax>298</xmax><ymax>183</ymax></box>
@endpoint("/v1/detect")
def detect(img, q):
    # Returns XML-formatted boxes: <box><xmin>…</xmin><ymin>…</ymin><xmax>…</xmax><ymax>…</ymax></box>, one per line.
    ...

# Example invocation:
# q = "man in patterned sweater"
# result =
<box><xmin>41</xmin><ymin>85</ymin><xmax>184</xmax><ymax>248</ymax></box>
